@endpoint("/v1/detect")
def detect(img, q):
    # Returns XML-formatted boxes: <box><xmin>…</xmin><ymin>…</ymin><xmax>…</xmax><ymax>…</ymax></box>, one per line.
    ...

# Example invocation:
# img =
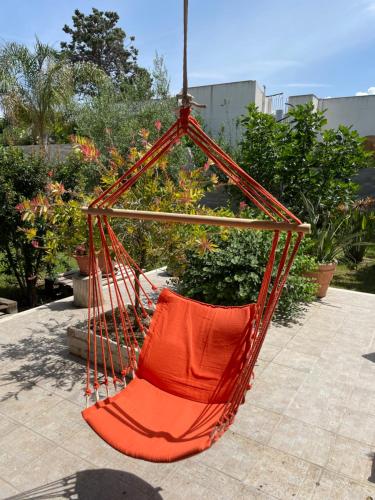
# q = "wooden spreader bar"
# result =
<box><xmin>82</xmin><ymin>207</ymin><xmax>311</xmax><ymax>234</ymax></box>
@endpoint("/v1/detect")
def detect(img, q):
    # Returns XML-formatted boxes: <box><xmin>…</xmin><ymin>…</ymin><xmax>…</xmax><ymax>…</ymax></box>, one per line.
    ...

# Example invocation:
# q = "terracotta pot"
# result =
<box><xmin>74</xmin><ymin>254</ymin><xmax>97</xmax><ymax>276</ymax></box>
<box><xmin>97</xmin><ymin>249</ymin><xmax>117</xmax><ymax>276</ymax></box>
<box><xmin>305</xmin><ymin>262</ymin><xmax>337</xmax><ymax>298</ymax></box>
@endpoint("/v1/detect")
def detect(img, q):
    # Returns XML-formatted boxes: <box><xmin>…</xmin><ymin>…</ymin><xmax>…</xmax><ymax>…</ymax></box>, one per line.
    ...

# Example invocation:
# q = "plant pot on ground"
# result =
<box><xmin>302</xmin><ymin>195</ymin><xmax>368</xmax><ymax>298</ymax></box>
<box><xmin>304</xmin><ymin>262</ymin><xmax>337</xmax><ymax>299</ymax></box>
<box><xmin>73</xmin><ymin>243</ymin><xmax>97</xmax><ymax>276</ymax></box>
<box><xmin>44</xmin><ymin>276</ymin><xmax>56</xmax><ymax>297</ymax></box>
<box><xmin>97</xmin><ymin>247</ymin><xmax>118</xmax><ymax>276</ymax></box>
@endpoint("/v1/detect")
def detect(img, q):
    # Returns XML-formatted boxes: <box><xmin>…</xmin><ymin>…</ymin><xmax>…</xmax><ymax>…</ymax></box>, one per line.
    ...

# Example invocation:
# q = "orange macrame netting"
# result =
<box><xmin>81</xmin><ymin>106</ymin><xmax>304</xmax><ymax>462</ymax></box>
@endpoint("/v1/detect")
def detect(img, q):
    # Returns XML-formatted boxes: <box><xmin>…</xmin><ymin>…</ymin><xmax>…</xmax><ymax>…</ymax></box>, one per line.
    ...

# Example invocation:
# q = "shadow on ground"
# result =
<box><xmin>363</xmin><ymin>352</ymin><xmax>375</xmax><ymax>364</ymax></box>
<box><xmin>6</xmin><ymin>468</ymin><xmax>163</xmax><ymax>499</ymax></box>
<box><xmin>0</xmin><ymin>314</ymin><xmax>85</xmax><ymax>402</ymax></box>
<box><xmin>368</xmin><ymin>453</ymin><xmax>375</xmax><ymax>485</ymax></box>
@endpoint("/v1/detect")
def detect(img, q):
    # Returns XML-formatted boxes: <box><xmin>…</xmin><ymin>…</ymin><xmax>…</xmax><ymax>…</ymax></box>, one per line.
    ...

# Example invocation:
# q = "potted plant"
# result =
<box><xmin>303</xmin><ymin>197</ymin><xmax>366</xmax><ymax>298</ymax></box>
<box><xmin>73</xmin><ymin>243</ymin><xmax>93</xmax><ymax>276</ymax></box>
<box><xmin>97</xmin><ymin>246</ymin><xmax>119</xmax><ymax>276</ymax></box>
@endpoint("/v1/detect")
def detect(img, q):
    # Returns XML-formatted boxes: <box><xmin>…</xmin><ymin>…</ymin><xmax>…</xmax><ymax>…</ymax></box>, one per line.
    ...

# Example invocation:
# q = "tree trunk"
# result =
<box><xmin>4</xmin><ymin>243</ymin><xmax>25</xmax><ymax>290</ymax></box>
<box><xmin>37</xmin><ymin>120</ymin><xmax>49</xmax><ymax>155</ymax></box>
<box><xmin>134</xmin><ymin>268</ymin><xmax>141</xmax><ymax>312</ymax></box>
<box><xmin>23</xmin><ymin>243</ymin><xmax>39</xmax><ymax>307</ymax></box>
<box><xmin>26</xmin><ymin>275</ymin><xmax>38</xmax><ymax>307</ymax></box>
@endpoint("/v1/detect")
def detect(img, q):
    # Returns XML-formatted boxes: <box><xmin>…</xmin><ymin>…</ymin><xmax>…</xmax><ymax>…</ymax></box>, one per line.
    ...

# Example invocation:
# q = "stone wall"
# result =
<box><xmin>12</xmin><ymin>142</ymin><xmax>375</xmax><ymax>199</ymax></box>
<box><xmin>13</xmin><ymin>144</ymin><xmax>73</xmax><ymax>162</ymax></box>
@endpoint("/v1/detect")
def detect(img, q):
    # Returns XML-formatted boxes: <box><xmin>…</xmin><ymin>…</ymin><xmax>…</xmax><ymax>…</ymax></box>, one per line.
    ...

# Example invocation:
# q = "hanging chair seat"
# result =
<box><xmin>83</xmin><ymin>377</ymin><xmax>226</xmax><ymax>462</ymax></box>
<box><xmin>82</xmin><ymin>289</ymin><xmax>257</xmax><ymax>462</ymax></box>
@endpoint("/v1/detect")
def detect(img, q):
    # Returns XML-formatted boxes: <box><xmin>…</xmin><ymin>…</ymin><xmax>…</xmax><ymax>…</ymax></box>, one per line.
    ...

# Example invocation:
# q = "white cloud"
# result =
<box><xmin>355</xmin><ymin>86</ymin><xmax>375</xmax><ymax>95</ymax></box>
<box><xmin>365</xmin><ymin>1</ymin><xmax>375</xmax><ymax>12</ymax></box>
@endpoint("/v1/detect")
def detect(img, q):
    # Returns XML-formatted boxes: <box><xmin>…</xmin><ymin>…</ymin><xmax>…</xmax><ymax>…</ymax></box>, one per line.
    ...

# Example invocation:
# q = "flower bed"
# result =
<box><xmin>67</xmin><ymin>306</ymin><xmax>153</xmax><ymax>372</ymax></box>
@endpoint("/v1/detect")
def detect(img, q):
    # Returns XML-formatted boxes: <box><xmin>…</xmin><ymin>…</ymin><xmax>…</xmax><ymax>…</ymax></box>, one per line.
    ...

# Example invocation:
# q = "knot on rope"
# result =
<box><xmin>179</xmin><ymin>106</ymin><xmax>191</xmax><ymax>131</ymax></box>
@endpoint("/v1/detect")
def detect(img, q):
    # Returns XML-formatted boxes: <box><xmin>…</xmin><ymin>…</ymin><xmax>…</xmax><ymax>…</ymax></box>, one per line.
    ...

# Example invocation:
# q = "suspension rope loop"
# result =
<box><xmin>213</xmin><ymin>231</ymin><xmax>302</xmax><ymax>435</ymax></box>
<box><xmin>85</xmin><ymin>215</ymin><xmax>94</xmax><ymax>398</ymax></box>
<box><xmin>256</xmin><ymin>231</ymin><xmax>280</xmax><ymax>321</ymax></box>
<box><xmin>90</xmin><ymin>121</ymin><xmax>179</xmax><ymax>209</ymax></box>
<box><xmin>88</xmin><ymin>216</ymin><xmax>99</xmax><ymax>391</ymax></box>
<box><xmin>186</xmin><ymin>117</ymin><xmax>301</xmax><ymax>223</ymax></box>
<box><xmin>98</xmin><ymin>126</ymin><xmax>182</xmax><ymax>209</ymax></box>
<box><xmin>82</xmin><ymin>0</ymin><xmax>308</xmax><ymax>439</ymax></box>
<box><xmin>182</xmin><ymin>0</ymin><xmax>189</xmax><ymax>106</ymax></box>
<box><xmin>97</xmin><ymin>218</ymin><xmax>126</xmax><ymax>380</ymax></box>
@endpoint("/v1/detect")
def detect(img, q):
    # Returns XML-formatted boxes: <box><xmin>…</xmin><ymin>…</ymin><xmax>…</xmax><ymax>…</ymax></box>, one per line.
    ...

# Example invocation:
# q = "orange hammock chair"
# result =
<box><xmin>80</xmin><ymin>1</ymin><xmax>310</xmax><ymax>463</ymax></box>
<box><xmin>81</xmin><ymin>106</ymin><xmax>309</xmax><ymax>462</ymax></box>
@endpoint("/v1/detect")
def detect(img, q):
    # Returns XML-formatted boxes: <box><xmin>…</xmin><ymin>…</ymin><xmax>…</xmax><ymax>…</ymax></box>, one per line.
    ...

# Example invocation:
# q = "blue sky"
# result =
<box><xmin>1</xmin><ymin>0</ymin><xmax>375</xmax><ymax>98</ymax></box>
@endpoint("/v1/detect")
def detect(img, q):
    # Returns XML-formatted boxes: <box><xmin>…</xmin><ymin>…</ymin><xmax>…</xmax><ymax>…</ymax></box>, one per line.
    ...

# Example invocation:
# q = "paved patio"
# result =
<box><xmin>0</xmin><ymin>276</ymin><xmax>375</xmax><ymax>499</ymax></box>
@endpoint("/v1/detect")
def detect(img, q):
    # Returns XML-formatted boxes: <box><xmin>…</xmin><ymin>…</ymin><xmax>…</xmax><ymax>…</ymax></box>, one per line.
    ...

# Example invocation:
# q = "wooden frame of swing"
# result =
<box><xmin>82</xmin><ymin>207</ymin><xmax>311</xmax><ymax>234</ymax></box>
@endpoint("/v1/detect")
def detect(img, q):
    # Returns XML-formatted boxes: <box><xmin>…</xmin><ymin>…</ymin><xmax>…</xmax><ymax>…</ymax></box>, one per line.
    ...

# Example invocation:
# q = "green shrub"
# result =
<box><xmin>178</xmin><ymin>227</ymin><xmax>317</xmax><ymax>321</ymax></box>
<box><xmin>302</xmin><ymin>195</ymin><xmax>374</xmax><ymax>264</ymax></box>
<box><xmin>341</xmin><ymin>197</ymin><xmax>375</xmax><ymax>266</ymax></box>
<box><xmin>54</xmin><ymin>152</ymin><xmax>101</xmax><ymax>194</ymax></box>
<box><xmin>239</xmin><ymin>103</ymin><xmax>371</xmax><ymax>219</ymax></box>
<box><xmin>0</xmin><ymin>147</ymin><xmax>49</xmax><ymax>305</ymax></box>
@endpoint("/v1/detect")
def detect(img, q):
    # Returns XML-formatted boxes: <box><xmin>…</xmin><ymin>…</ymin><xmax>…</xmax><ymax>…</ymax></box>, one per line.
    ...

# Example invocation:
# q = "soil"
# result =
<box><xmin>77</xmin><ymin>306</ymin><xmax>153</xmax><ymax>349</ymax></box>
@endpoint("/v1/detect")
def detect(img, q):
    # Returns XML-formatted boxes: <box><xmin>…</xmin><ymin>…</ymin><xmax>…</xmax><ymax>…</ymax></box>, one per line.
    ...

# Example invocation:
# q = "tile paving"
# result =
<box><xmin>0</xmin><ymin>279</ymin><xmax>374</xmax><ymax>499</ymax></box>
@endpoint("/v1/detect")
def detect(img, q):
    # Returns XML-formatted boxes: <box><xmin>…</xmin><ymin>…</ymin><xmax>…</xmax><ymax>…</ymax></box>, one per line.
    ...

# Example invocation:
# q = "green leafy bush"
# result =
<box><xmin>302</xmin><ymin>195</ymin><xmax>373</xmax><ymax>264</ymax></box>
<box><xmin>341</xmin><ymin>197</ymin><xmax>375</xmax><ymax>265</ymax></box>
<box><xmin>178</xmin><ymin>225</ymin><xmax>317</xmax><ymax>321</ymax></box>
<box><xmin>239</xmin><ymin>103</ymin><xmax>371</xmax><ymax>219</ymax></box>
<box><xmin>0</xmin><ymin>147</ymin><xmax>49</xmax><ymax>305</ymax></box>
<box><xmin>54</xmin><ymin>151</ymin><xmax>101</xmax><ymax>194</ymax></box>
<box><xmin>74</xmin><ymin>53</ymin><xmax>176</xmax><ymax>156</ymax></box>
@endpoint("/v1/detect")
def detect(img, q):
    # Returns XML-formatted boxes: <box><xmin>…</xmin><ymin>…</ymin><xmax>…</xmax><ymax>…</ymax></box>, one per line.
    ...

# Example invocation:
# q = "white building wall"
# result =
<box><xmin>319</xmin><ymin>96</ymin><xmax>375</xmax><ymax>137</ymax></box>
<box><xmin>188</xmin><ymin>80</ymin><xmax>267</xmax><ymax>145</ymax></box>
<box><xmin>288</xmin><ymin>94</ymin><xmax>319</xmax><ymax>110</ymax></box>
<box><xmin>288</xmin><ymin>94</ymin><xmax>375</xmax><ymax>137</ymax></box>
<box><xmin>288</xmin><ymin>93</ymin><xmax>375</xmax><ymax>197</ymax></box>
<box><xmin>254</xmin><ymin>82</ymin><xmax>267</xmax><ymax>112</ymax></box>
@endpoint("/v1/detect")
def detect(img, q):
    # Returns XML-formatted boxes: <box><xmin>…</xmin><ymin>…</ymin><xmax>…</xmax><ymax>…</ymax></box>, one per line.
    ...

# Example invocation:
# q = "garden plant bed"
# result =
<box><xmin>67</xmin><ymin>306</ymin><xmax>153</xmax><ymax>372</ymax></box>
<box><xmin>332</xmin><ymin>246</ymin><xmax>375</xmax><ymax>294</ymax></box>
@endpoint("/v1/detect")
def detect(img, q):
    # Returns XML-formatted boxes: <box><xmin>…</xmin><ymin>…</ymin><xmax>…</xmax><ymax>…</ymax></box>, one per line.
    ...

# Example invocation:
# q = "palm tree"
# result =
<box><xmin>0</xmin><ymin>39</ymin><xmax>105</xmax><ymax>151</ymax></box>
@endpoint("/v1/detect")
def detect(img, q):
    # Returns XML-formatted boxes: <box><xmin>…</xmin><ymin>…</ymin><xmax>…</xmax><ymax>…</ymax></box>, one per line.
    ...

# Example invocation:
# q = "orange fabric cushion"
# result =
<box><xmin>82</xmin><ymin>289</ymin><xmax>256</xmax><ymax>462</ymax></box>
<box><xmin>137</xmin><ymin>289</ymin><xmax>256</xmax><ymax>403</ymax></box>
<box><xmin>82</xmin><ymin>378</ymin><xmax>225</xmax><ymax>462</ymax></box>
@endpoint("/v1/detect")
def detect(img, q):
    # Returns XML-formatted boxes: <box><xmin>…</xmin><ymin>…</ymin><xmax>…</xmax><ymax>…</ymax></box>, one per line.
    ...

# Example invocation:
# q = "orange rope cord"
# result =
<box><xmin>97</xmin><ymin>218</ymin><xmax>126</xmax><ymax>380</ymax></box>
<box><xmin>84</xmin><ymin>107</ymin><xmax>306</xmax><ymax>419</ymax></box>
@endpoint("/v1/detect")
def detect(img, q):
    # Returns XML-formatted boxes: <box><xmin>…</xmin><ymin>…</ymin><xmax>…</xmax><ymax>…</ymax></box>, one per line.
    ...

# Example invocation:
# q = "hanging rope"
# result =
<box><xmin>182</xmin><ymin>0</ymin><xmax>189</xmax><ymax>106</ymax></box>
